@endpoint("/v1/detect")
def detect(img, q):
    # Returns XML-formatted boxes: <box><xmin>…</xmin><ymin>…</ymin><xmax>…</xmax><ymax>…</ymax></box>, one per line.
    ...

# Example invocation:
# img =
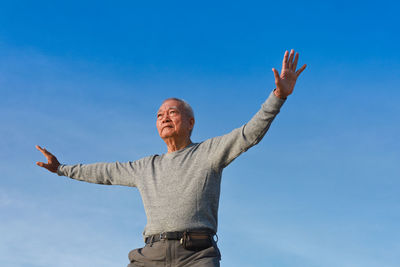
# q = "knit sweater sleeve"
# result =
<box><xmin>205</xmin><ymin>90</ymin><xmax>286</xmax><ymax>169</ymax></box>
<box><xmin>56</xmin><ymin>158</ymin><xmax>149</xmax><ymax>187</ymax></box>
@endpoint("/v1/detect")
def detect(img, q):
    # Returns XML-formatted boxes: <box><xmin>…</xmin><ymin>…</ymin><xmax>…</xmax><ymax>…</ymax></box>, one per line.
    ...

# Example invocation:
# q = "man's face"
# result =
<box><xmin>156</xmin><ymin>99</ymin><xmax>194</xmax><ymax>140</ymax></box>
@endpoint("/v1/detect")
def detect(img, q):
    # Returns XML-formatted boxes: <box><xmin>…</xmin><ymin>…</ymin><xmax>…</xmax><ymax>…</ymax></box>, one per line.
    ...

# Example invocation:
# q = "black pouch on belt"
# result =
<box><xmin>180</xmin><ymin>231</ymin><xmax>213</xmax><ymax>251</ymax></box>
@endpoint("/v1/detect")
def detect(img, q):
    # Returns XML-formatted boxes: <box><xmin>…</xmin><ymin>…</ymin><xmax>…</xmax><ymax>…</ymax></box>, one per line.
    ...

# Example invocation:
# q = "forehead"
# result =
<box><xmin>158</xmin><ymin>99</ymin><xmax>183</xmax><ymax>112</ymax></box>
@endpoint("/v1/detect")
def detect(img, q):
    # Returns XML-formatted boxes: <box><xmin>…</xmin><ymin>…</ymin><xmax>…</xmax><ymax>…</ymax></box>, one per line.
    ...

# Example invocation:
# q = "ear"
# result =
<box><xmin>189</xmin><ymin>117</ymin><xmax>195</xmax><ymax>130</ymax></box>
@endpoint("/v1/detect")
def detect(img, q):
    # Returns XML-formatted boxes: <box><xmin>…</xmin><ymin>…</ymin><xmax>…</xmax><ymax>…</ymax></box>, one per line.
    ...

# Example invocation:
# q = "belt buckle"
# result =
<box><xmin>159</xmin><ymin>232</ymin><xmax>166</xmax><ymax>240</ymax></box>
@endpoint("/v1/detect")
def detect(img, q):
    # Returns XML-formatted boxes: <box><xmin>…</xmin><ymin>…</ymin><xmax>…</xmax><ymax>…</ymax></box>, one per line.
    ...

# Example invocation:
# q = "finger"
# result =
<box><xmin>288</xmin><ymin>49</ymin><xmax>295</xmax><ymax>69</ymax></box>
<box><xmin>272</xmin><ymin>68</ymin><xmax>280</xmax><ymax>83</ymax></box>
<box><xmin>282</xmin><ymin>50</ymin><xmax>289</xmax><ymax>69</ymax></box>
<box><xmin>36</xmin><ymin>145</ymin><xmax>48</xmax><ymax>155</ymax></box>
<box><xmin>296</xmin><ymin>64</ymin><xmax>307</xmax><ymax>77</ymax></box>
<box><xmin>292</xmin><ymin>52</ymin><xmax>299</xmax><ymax>71</ymax></box>
<box><xmin>36</xmin><ymin>145</ymin><xmax>49</xmax><ymax>159</ymax></box>
<box><xmin>36</xmin><ymin>145</ymin><xmax>53</xmax><ymax>158</ymax></box>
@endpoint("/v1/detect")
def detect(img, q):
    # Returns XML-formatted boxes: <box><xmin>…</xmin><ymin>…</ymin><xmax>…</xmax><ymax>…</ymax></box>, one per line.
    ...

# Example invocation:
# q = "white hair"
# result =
<box><xmin>162</xmin><ymin>98</ymin><xmax>194</xmax><ymax>119</ymax></box>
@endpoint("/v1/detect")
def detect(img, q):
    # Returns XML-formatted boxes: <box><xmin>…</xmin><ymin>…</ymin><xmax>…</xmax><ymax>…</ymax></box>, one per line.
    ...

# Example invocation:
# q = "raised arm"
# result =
<box><xmin>205</xmin><ymin>50</ymin><xmax>307</xmax><ymax>168</ymax></box>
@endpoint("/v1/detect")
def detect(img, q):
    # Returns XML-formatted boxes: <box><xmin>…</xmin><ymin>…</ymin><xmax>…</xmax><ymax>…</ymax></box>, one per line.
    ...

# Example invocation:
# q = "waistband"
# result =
<box><xmin>144</xmin><ymin>229</ymin><xmax>216</xmax><ymax>244</ymax></box>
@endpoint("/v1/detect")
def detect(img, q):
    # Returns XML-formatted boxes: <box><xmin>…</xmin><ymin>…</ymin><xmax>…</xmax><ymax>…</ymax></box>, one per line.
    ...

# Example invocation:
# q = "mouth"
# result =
<box><xmin>162</xmin><ymin>125</ymin><xmax>174</xmax><ymax>130</ymax></box>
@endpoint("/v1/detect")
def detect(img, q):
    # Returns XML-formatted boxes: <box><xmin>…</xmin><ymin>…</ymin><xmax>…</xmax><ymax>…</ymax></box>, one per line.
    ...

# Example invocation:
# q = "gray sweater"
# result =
<box><xmin>57</xmin><ymin>91</ymin><xmax>285</xmax><ymax>237</ymax></box>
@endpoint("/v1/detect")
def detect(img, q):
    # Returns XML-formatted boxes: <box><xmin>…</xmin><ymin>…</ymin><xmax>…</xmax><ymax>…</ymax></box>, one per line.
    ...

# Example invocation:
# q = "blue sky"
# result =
<box><xmin>0</xmin><ymin>0</ymin><xmax>399</xmax><ymax>266</ymax></box>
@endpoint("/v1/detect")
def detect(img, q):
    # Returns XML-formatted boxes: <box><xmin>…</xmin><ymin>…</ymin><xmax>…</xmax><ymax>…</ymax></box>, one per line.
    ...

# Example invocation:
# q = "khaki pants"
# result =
<box><xmin>127</xmin><ymin>239</ymin><xmax>221</xmax><ymax>267</ymax></box>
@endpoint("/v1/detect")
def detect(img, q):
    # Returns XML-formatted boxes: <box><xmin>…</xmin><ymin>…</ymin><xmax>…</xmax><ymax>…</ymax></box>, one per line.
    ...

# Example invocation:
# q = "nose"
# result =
<box><xmin>162</xmin><ymin>118</ymin><xmax>171</xmax><ymax>124</ymax></box>
<box><xmin>160</xmin><ymin>112</ymin><xmax>171</xmax><ymax>123</ymax></box>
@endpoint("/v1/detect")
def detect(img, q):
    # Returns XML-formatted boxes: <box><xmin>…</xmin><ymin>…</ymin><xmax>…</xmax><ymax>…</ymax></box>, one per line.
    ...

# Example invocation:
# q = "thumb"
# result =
<box><xmin>272</xmin><ymin>68</ymin><xmax>280</xmax><ymax>83</ymax></box>
<box><xmin>36</xmin><ymin>162</ymin><xmax>47</xmax><ymax>168</ymax></box>
<box><xmin>36</xmin><ymin>162</ymin><xmax>44</xmax><ymax>167</ymax></box>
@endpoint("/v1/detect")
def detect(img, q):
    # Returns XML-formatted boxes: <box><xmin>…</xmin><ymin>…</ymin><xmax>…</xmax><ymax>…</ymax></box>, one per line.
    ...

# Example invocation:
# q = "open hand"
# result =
<box><xmin>36</xmin><ymin>145</ymin><xmax>60</xmax><ymax>173</ymax></box>
<box><xmin>272</xmin><ymin>49</ymin><xmax>307</xmax><ymax>99</ymax></box>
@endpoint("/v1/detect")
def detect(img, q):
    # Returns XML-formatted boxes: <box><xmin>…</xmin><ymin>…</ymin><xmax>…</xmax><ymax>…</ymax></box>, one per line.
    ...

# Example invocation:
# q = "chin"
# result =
<box><xmin>160</xmin><ymin>132</ymin><xmax>176</xmax><ymax>139</ymax></box>
<box><xmin>159</xmin><ymin>128</ymin><xmax>176</xmax><ymax>138</ymax></box>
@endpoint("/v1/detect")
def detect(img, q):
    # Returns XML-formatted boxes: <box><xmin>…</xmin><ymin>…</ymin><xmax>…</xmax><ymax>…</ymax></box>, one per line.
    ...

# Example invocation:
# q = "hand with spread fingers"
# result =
<box><xmin>272</xmin><ymin>49</ymin><xmax>307</xmax><ymax>99</ymax></box>
<box><xmin>35</xmin><ymin>145</ymin><xmax>60</xmax><ymax>173</ymax></box>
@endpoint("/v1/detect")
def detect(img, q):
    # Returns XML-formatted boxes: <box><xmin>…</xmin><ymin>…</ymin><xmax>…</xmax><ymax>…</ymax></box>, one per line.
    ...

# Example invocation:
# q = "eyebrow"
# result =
<box><xmin>157</xmin><ymin>106</ymin><xmax>179</xmax><ymax>114</ymax></box>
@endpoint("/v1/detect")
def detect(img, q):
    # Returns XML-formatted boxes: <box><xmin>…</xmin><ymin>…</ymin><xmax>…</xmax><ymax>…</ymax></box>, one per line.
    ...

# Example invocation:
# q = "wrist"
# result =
<box><xmin>50</xmin><ymin>161</ymin><xmax>61</xmax><ymax>173</ymax></box>
<box><xmin>273</xmin><ymin>89</ymin><xmax>287</xmax><ymax>99</ymax></box>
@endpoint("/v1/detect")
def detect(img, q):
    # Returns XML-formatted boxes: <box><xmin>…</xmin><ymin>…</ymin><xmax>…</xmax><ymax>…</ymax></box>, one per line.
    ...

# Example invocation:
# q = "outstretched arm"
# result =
<box><xmin>35</xmin><ymin>145</ymin><xmax>143</xmax><ymax>187</ymax></box>
<box><xmin>272</xmin><ymin>49</ymin><xmax>307</xmax><ymax>99</ymax></box>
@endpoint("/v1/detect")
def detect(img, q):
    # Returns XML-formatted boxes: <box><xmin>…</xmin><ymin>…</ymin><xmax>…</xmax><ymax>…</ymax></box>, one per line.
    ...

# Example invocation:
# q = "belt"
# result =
<box><xmin>144</xmin><ymin>229</ymin><xmax>216</xmax><ymax>244</ymax></box>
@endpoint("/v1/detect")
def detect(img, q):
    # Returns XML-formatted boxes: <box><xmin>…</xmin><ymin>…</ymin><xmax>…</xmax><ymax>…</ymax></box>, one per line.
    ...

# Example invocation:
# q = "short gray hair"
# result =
<box><xmin>162</xmin><ymin>98</ymin><xmax>194</xmax><ymax>119</ymax></box>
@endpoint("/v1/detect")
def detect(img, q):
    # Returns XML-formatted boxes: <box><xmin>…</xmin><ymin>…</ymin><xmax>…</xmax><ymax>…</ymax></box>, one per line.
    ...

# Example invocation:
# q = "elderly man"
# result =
<box><xmin>36</xmin><ymin>50</ymin><xmax>306</xmax><ymax>267</ymax></box>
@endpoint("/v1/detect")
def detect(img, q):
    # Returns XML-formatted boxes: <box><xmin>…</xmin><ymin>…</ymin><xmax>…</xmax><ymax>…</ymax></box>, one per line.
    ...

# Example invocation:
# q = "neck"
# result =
<box><xmin>164</xmin><ymin>136</ymin><xmax>192</xmax><ymax>153</ymax></box>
